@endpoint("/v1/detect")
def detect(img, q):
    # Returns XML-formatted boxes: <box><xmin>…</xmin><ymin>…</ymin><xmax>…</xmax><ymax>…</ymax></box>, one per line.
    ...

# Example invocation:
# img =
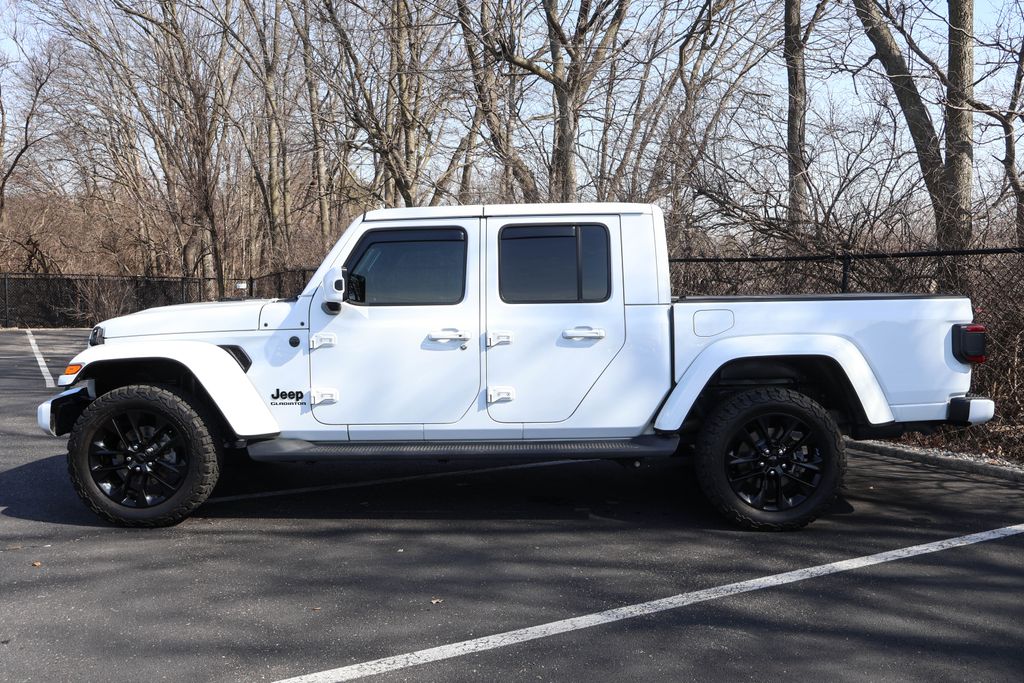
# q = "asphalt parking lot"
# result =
<box><xmin>1</xmin><ymin>328</ymin><xmax>1022</xmax><ymax>682</ymax></box>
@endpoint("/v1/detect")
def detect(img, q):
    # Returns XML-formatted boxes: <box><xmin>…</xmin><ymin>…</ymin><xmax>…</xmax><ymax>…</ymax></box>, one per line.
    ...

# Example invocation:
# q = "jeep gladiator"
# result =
<box><xmin>37</xmin><ymin>203</ymin><xmax>994</xmax><ymax>529</ymax></box>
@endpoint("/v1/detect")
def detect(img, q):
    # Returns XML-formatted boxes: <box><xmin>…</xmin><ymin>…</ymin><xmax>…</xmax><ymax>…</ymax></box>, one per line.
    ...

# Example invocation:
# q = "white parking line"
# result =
<box><xmin>206</xmin><ymin>459</ymin><xmax>597</xmax><ymax>504</ymax></box>
<box><xmin>25</xmin><ymin>330</ymin><xmax>55</xmax><ymax>388</ymax></box>
<box><xmin>275</xmin><ymin>522</ymin><xmax>1024</xmax><ymax>683</ymax></box>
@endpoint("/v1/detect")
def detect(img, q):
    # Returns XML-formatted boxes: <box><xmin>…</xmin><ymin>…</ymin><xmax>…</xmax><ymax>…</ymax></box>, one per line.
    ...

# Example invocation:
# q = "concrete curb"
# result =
<box><xmin>847</xmin><ymin>439</ymin><xmax>1024</xmax><ymax>484</ymax></box>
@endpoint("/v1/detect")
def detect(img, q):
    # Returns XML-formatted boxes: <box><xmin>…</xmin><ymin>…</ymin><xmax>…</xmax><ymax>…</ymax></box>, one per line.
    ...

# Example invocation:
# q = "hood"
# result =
<box><xmin>99</xmin><ymin>299</ymin><xmax>273</xmax><ymax>339</ymax></box>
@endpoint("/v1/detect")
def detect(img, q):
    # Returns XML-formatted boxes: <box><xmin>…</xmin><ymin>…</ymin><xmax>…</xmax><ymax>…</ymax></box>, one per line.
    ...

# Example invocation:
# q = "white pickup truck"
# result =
<box><xmin>38</xmin><ymin>203</ymin><xmax>993</xmax><ymax>530</ymax></box>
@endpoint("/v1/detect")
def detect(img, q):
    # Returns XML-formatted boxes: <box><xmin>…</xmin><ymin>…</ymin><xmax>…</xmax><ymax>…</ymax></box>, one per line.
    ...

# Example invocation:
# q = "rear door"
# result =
<box><xmin>484</xmin><ymin>215</ymin><xmax>625</xmax><ymax>423</ymax></box>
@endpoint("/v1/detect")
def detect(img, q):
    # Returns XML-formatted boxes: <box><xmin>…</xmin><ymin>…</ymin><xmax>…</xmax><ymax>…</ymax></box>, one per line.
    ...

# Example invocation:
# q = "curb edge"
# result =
<box><xmin>846</xmin><ymin>439</ymin><xmax>1024</xmax><ymax>484</ymax></box>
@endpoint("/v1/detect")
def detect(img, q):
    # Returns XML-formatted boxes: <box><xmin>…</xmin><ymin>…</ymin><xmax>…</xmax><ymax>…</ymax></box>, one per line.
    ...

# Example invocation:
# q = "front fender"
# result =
<box><xmin>61</xmin><ymin>341</ymin><xmax>280</xmax><ymax>439</ymax></box>
<box><xmin>654</xmin><ymin>334</ymin><xmax>894</xmax><ymax>431</ymax></box>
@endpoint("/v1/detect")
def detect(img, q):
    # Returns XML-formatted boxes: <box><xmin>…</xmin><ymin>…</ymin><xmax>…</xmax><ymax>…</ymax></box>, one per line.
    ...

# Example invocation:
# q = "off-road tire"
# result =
<box><xmin>694</xmin><ymin>388</ymin><xmax>845</xmax><ymax>531</ymax></box>
<box><xmin>67</xmin><ymin>384</ymin><xmax>221</xmax><ymax>527</ymax></box>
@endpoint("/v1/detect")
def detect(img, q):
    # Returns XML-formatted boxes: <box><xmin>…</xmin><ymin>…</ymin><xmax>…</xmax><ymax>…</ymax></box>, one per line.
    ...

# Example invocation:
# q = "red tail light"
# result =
<box><xmin>952</xmin><ymin>323</ymin><xmax>987</xmax><ymax>364</ymax></box>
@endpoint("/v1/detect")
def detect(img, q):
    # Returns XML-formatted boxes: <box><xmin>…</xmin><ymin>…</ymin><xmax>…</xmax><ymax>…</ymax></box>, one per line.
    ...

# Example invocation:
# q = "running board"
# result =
<box><xmin>247</xmin><ymin>435</ymin><xmax>679</xmax><ymax>462</ymax></box>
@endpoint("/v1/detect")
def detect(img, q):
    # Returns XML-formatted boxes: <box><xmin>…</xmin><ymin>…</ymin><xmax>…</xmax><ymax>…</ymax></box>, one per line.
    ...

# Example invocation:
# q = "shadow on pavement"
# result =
<box><xmin>200</xmin><ymin>458</ymin><xmax>738</xmax><ymax>528</ymax></box>
<box><xmin>0</xmin><ymin>454</ymin><xmax>754</xmax><ymax>530</ymax></box>
<box><xmin>9</xmin><ymin>450</ymin><xmax>1018</xmax><ymax>534</ymax></box>
<box><xmin>0</xmin><ymin>453</ymin><xmax>107</xmax><ymax>528</ymax></box>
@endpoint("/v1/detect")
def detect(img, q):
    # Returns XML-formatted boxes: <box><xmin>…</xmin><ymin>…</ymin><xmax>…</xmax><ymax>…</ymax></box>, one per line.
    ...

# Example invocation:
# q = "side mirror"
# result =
<box><xmin>322</xmin><ymin>266</ymin><xmax>347</xmax><ymax>305</ymax></box>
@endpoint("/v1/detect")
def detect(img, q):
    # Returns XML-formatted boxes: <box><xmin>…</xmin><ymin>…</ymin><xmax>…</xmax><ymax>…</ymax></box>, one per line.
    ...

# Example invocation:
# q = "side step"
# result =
<box><xmin>247</xmin><ymin>435</ymin><xmax>679</xmax><ymax>462</ymax></box>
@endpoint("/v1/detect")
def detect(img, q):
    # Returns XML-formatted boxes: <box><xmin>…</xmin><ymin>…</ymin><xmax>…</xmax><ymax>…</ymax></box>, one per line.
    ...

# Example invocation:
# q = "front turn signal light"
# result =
<box><xmin>63</xmin><ymin>364</ymin><xmax>83</xmax><ymax>376</ymax></box>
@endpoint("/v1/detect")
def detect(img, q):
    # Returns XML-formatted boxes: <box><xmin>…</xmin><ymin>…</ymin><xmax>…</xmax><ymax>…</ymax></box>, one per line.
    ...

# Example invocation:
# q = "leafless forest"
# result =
<box><xmin>0</xmin><ymin>0</ymin><xmax>1021</xmax><ymax>289</ymax></box>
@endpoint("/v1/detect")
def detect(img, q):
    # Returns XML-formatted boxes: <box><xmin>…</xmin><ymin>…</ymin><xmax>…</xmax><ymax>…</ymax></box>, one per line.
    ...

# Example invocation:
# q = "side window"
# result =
<box><xmin>345</xmin><ymin>229</ymin><xmax>467</xmax><ymax>305</ymax></box>
<box><xmin>499</xmin><ymin>224</ymin><xmax>610</xmax><ymax>303</ymax></box>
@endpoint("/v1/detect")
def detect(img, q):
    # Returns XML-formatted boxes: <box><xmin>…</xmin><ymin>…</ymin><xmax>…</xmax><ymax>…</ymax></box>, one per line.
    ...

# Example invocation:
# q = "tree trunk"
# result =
<box><xmin>458</xmin><ymin>114</ymin><xmax>479</xmax><ymax>203</ymax></box>
<box><xmin>293</xmin><ymin>0</ymin><xmax>332</xmax><ymax>246</ymax></box>
<box><xmin>551</xmin><ymin>83</ymin><xmax>578</xmax><ymax>202</ymax></box>
<box><xmin>304</xmin><ymin>55</ymin><xmax>331</xmax><ymax>246</ymax></box>
<box><xmin>784</xmin><ymin>0</ymin><xmax>810</xmax><ymax>237</ymax></box>
<box><xmin>264</xmin><ymin>76</ymin><xmax>283</xmax><ymax>260</ymax></box>
<box><xmin>853</xmin><ymin>0</ymin><xmax>947</xmax><ymax>239</ymax></box>
<box><xmin>941</xmin><ymin>0</ymin><xmax>974</xmax><ymax>252</ymax></box>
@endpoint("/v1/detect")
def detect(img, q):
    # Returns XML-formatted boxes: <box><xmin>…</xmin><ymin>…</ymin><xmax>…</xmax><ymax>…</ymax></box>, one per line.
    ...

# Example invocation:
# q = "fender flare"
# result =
<box><xmin>61</xmin><ymin>341</ymin><xmax>280</xmax><ymax>439</ymax></box>
<box><xmin>654</xmin><ymin>334</ymin><xmax>894</xmax><ymax>431</ymax></box>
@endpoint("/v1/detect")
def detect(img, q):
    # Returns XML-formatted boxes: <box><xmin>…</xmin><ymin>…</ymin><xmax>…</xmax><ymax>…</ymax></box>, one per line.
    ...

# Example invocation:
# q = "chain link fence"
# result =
<box><xmin>670</xmin><ymin>248</ymin><xmax>1024</xmax><ymax>459</ymax></box>
<box><xmin>249</xmin><ymin>269</ymin><xmax>315</xmax><ymax>299</ymax></box>
<box><xmin>0</xmin><ymin>271</ymin><xmax>312</xmax><ymax>328</ymax></box>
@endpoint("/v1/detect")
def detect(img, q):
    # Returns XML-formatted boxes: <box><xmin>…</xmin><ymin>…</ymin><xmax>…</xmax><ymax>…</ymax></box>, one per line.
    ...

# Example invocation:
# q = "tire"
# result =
<box><xmin>67</xmin><ymin>384</ymin><xmax>221</xmax><ymax>527</ymax></box>
<box><xmin>694</xmin><ymin>388</ymin><xmax>845</xmax><ymax>531</ymax></box>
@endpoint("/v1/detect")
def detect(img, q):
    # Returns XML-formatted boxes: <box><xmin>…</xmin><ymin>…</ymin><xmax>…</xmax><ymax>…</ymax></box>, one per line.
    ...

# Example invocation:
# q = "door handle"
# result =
<box><xmin>428</xmin><ymin>329</ymin><xmax>471</xmax><ymax>342</ymax></box>
<box><xmin>562</xmin><ymin>327</ymin><xmax>606</xmax><ymax>340</ymax></box>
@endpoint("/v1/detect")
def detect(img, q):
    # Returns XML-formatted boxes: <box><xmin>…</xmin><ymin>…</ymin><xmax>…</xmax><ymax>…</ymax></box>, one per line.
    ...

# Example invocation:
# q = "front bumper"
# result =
<box><xmin>37</xmin><ymin>386</ymin><xmax>92</xmax><ymax>437</ymax></box>
<box><xmin>947</xmin><ymin>396</ymin><xmax>995</xmax><ymax>426</ymax></box>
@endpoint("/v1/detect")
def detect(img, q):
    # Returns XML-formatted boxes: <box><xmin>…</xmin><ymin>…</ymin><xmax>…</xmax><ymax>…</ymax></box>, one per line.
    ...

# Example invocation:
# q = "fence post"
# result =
<box><xmin>181</xmin><ymin>277</ymin><xmax>187</xmax><ymax>304</ymax></box>
<box><xmin>3</xmin><ymin>273</ymin><xmax>8</xmax><ymax>328</ymax></box>
<box><xmin>840</xmin><ymin>255</ymin><xmax>851</xmax><ymax>293</ymax></box>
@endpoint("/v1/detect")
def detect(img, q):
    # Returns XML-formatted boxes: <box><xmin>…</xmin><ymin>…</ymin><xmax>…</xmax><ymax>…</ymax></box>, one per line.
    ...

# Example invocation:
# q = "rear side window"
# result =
<box><xmin>346</xmin><ymin>228</ymin><xmax>466</xmax><ymax>305</ymax></box>
<box><xmin>499</xmin><ymin>224</ymin><xmax>610</xmax><ymax>303</ymax></box>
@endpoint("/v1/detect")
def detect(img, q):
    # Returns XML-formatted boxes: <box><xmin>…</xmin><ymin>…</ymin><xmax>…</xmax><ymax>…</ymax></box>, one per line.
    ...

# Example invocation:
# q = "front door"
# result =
<box><xmin>308</xmin><ymin>218</ymin><xmax>481</xmax><ymax>426</ymax></box>
<box><xmin>485</xmin><ymin>215</ymin><xmax>625</xmax><ymax>423</ymax></box>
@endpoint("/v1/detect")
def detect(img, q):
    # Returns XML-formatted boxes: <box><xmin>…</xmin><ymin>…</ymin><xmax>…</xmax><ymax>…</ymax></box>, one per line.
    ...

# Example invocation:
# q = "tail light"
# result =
<box><xmin>952</xmin><ymin>323</ymin><xmax>987</xmax><ymax>364</ymax></box>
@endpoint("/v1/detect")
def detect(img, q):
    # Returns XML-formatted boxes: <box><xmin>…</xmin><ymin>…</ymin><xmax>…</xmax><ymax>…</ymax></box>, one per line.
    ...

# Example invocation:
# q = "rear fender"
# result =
<box><xmin>61</xmin><ymin>341</ymin><xmax>279</xmax><ymax>439</ymax></box>
<box><xmin>654</xmin><ymin>334</ymin><xmax>894</xmax><ymax>431</ymax></box>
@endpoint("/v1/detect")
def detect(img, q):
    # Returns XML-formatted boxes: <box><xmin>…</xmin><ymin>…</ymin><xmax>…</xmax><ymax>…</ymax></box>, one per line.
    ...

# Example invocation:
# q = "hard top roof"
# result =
<box><xmin>362</xmin><ymin>202</ymin><xmax>654</xmax><ymax>222</ymax></box>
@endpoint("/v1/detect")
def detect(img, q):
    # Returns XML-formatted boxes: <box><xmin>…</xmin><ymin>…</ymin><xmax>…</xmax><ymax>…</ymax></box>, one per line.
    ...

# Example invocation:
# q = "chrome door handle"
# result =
<box><xmin>428</xmin><ymin>329</ymin><xmax>471</xmax><ymax>342</ymax></box>
<box><xmin>562</xmin><ymin>327</ymin><xmax>606</xmax><ymax>340</ymax></box>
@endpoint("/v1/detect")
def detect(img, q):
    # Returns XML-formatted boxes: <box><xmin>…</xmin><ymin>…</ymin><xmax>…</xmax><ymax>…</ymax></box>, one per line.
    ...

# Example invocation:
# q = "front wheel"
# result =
<box><xmin>67</xmin><ymin>385</ymin><xmax>221</xmax><ymax>527</ymax></box>
<box><xmin>694</xmin><ymin>388</ymin><xmax>845</xmax><ymax>531</ymax></box>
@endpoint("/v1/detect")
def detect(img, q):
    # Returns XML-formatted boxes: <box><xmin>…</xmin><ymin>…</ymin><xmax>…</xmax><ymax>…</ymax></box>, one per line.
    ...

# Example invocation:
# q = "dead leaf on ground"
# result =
<box><xmin>31</xmin><ymin>561</ymin><xmax>41</xmax><ymax>568</ymax></box>
<box><xmin>430</xmin><ymin>598</ymin><xmax>443</xmax><ymax>605</ymax></box>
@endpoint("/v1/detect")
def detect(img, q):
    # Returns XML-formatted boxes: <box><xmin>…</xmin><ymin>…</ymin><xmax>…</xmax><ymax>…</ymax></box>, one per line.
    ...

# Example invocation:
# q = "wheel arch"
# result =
<box><xmin>63</xmin><ymin>342</ymin><xmax>279</xmax><ymax>440</ymax></box>
<box><xmin>654</xmin><ymin>334</ymin><xmax>894</xmax><ymax>434</ymax></box>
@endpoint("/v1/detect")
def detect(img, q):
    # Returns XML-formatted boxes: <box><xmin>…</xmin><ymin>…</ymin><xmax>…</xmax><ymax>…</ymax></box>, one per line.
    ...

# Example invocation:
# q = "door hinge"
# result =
<box><xmin>310</xmin><ymin>332</ymin><xmax>337</xmax><ymax>350</ymax></box>
<box><xmin>311</xmin><ymin>388</ymin><xmax>339</xmax><ymax>405</ymax></box>
<box><xmin>486</xmin><ymin>331</ymin><xmax>514</xmax><ymax>348</ymax></box>
<box><xmin>487</xmin><ymin>386</ymin><xmax>516</xmax><ymax>404</ymax></box>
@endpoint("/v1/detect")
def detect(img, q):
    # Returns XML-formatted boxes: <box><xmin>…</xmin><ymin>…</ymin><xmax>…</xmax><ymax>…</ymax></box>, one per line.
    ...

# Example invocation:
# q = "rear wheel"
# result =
<box><xmin>67</xmin><ymin>385</ymin><xmax>220</xmax><ymax>527</ymax></box>
<box><xmin>694</xmin><ymin>388</ymin><xmax>845</xmax><ymax>531</ymax></box>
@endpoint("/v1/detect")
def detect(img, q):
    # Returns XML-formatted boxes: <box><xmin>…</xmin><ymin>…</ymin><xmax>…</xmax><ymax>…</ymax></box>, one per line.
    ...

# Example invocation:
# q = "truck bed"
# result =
<box><xmin>671</xmin><ymin>295</ymin><xmax>974</xmax><ymax>423</ymax></box>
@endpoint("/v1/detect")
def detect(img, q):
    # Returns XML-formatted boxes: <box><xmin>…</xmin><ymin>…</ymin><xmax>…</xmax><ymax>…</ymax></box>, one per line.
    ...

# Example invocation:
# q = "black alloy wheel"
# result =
<box><xmin>723</xmin><ymin>412</ymin><xmax>823</xmax><ymax>512</ymax></box>
<box><xmin>87</xmin><ymin>409</ymin><xmax>189</xmax><ymax>508</ymax></box>
<box><xmin>68</xmin><ymin>384</ymin><xmax>221</xmax><ymax>527</ymax></box>
<box><xmin>694</xmin><ymin>388</ymin><xmax>845</xmax><ymax>531</ymax></box>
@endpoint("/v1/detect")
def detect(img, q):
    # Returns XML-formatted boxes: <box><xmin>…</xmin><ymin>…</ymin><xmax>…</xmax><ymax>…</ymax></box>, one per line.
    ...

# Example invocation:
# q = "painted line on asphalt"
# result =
<box><xmin>24</xmin><ymin>330</ymin><xmax>55</xmax><ymax>388</ymax></box>
<box><xmin>206</xmin><ymin>459</ymin><xmax>598</xmax><ymax>504</ymax></box>
<box><xmin>275</xmin><ymin>522</ymin><xmax>1024</xmax><ymax>683</ymax></box>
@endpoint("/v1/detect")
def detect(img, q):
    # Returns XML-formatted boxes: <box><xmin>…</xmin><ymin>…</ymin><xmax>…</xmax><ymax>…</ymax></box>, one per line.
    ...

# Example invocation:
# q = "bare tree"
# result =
<box><xmin>459</xmin><ymin>0</ymin><xmax>632</xmax><ymax>202</ymax></box>
<box><xmin>852</xmin><ymin>0</ymin><xmax>975</xmax><ymax>252</ymax></box>
<box><xmin>783</xmin><ymin>0</ymin><xmax>828</xmax><ymax>234</ymax></box>
<box><xmin>0</xmin><ymin>39</ymin><xmax>59</xmax><ymax>235</ymax></box>
<box><xmin>970</xmin><ymin>0</ymin><xmax>1024</xmax><ymax>246</ymax></box>
<box><xmin>37</xmin><ymin>0</ymin><xmax>239</xmax><ymax>294</ymax></box>
<box><xmin>1</xmin><ymin>0</ymin><xmax>1015</xmax><ymax>292</ymax></box>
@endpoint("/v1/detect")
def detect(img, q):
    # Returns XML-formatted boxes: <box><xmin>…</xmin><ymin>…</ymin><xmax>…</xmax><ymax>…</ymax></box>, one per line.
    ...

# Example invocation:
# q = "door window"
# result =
<box><xmin>498</xmin><ymin>224</ymin><xmax>610</xmax><ymax>303</ymax></box>
<box><xmin>346</xmin><ymin>229</ymin><xmax>467</xmax><ymax>305</ymax></box>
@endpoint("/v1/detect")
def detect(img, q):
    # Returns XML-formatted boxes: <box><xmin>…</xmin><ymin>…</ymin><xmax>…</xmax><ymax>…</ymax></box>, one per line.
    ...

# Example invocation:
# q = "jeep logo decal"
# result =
<box><xmin>270</xmin><ymin>388</ymin><xmax>306</xmax><ymax>406</ymax></box>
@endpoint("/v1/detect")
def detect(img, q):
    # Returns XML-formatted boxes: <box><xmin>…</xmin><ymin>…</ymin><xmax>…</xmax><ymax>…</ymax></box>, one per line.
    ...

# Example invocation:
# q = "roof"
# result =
<box><xmin>362</xmin><ymin>202</ymin><xmax>654</xmax><ymax>222</ymax></box>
